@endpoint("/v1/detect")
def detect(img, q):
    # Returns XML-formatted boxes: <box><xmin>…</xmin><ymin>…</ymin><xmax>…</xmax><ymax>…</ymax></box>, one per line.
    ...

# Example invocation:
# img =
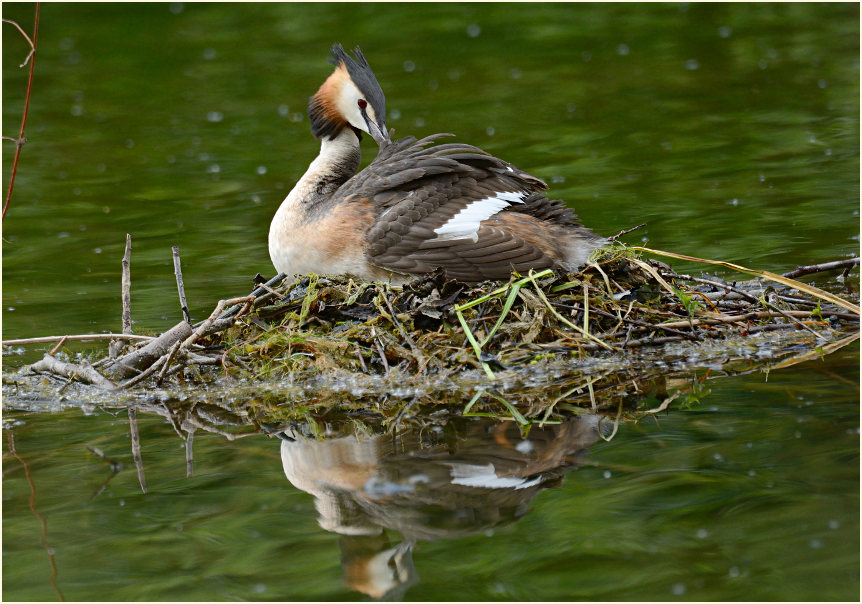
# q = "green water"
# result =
<box><xmin>2</xmin><ymin>2</ymin><xmax>859</xmax><ymax>601</ymax></box>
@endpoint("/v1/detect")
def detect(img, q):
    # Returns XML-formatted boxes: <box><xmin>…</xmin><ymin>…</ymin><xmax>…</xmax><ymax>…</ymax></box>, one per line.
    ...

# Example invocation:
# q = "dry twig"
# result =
<box><xmin>172</xmin><ymin>246</ymin><xmax>191</xmax><ymax>324</ymax></box>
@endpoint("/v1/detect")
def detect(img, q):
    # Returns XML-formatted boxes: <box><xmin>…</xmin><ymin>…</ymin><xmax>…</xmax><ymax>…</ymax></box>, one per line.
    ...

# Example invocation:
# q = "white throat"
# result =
<box><xmin>269</xmin><ymin>129</ymin><xmax>361</xmax><ymax>275</ymax></box>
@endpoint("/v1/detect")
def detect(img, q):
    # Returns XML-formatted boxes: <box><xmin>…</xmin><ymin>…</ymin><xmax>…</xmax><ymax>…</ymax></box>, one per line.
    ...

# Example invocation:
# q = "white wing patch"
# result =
<box><xmin>433</xmin><ymin>191</ymin><xmax>525</xmax><ymax>242</ymax></box>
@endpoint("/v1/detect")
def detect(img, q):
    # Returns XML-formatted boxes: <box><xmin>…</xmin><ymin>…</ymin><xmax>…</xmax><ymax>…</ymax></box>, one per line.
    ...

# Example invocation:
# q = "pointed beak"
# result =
<box><xmin>367</xmin><ymin>120</ymin><xmax>389</xmax><ymax>147</ymax></box>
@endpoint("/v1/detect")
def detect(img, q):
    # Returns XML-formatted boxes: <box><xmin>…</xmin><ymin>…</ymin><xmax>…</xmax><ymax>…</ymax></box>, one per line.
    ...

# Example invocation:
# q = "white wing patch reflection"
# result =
<box><xmin>446</xmin><ymin>462</ymin><xmax>543</xmax><ymax>490</ymax></box>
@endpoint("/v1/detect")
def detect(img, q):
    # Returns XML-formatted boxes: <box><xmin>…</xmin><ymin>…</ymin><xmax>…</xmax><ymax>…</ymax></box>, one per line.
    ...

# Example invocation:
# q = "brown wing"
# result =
<box><xmin>335</xmin><ymin>134</ymin><xmax>579</xmax><ymax>281</ymax></box>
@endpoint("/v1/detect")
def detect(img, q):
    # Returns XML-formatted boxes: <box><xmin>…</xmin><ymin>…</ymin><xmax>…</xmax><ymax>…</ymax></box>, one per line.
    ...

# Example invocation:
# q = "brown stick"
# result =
<box><xmin>607</xmin><ymin>222</ymin><xmax>647</xmax><ymax>242</ymax></box>
<box><xmin>172</xmin><ymin>245</ymin><xmax>191</xmax><ymax>324</ymax></box>
<box><xmin>115</xmin><ymin>349</ymin><xmax>172</xmax><ymax>390</ymax></box>
<box><xmin>155</xmin><ymin>340</ymin><xmax>182</xmax><ymax>386</ymax></box>
<box><xmin>782</xmin><ymin>258</ymin><xmax>860</xmax><ymax>279</ymax></box>
<box><xmin>2</xmin><ymin>4</ymin><xmax>40</xmax><ymax>221</ymax></box>
<box><xmin>632</xmin><ymin>309</ymin><xmax>836</xmax><ymax>332</ymax></box>
<box><xmin>108</xmin><ymin>321</ymin><xmax>193</xmax><ymax>379</ymax></box>
<box><xmin>182</xmin><ymin>296</ymin><xmax>254</xmax><ymax>349</ymax></box>
<box><xmin>381</xmin><ymin>293</ymin><xmax>425</xmax><ymax>366</ymax></box>
<box><xmin>27</xmin><ymin>354</ymin><xmax>115</xmax><ymax>390</ymax></box>
<box><xmin>47</xmin><ymin>336</ymin><xmax>68</xmax><ymax>356</ymax></box>
<box><xmin>3</xmin><ymin>333</ymin><xmax>154</xmax><ymax>347</ymax></box>
<box><xmin>122</xmin><ymin>234</ymin><xmax>132</xmax><ymax>334</ymax></box>
<box><xmin>664</xmin><ymin>272</ymin><xmax>831</xmax><ymax>340</ymax></box>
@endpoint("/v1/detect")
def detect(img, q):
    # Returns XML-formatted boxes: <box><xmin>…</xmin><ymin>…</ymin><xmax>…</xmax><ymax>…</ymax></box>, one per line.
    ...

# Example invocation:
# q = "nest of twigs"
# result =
<box><xmin>6</xmin><ymin>245</ymin><xmax>858</xmax><ymax>421</ymax></box>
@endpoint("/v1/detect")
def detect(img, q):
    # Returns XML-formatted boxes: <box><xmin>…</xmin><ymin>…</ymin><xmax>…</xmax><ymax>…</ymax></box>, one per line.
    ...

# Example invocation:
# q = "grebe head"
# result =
<box><xmin>308</xmin><ymin>44</ymin><xmax>388</xmax><ymax>146</ymax></box>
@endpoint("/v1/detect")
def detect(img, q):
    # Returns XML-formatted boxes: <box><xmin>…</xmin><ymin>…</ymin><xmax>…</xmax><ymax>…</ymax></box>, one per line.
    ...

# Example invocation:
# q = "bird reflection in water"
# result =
<box><xmin>279</xmin><ymin>415</ymin><xmax>604</xmax><ymax>599</ymax></box>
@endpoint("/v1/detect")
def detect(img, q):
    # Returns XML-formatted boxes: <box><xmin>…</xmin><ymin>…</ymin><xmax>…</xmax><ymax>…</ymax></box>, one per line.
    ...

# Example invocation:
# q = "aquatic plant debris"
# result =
<box><xmin>2</xmin><ymin>245</ymin><xmax>858</xmax><ymax>425</ymax></box>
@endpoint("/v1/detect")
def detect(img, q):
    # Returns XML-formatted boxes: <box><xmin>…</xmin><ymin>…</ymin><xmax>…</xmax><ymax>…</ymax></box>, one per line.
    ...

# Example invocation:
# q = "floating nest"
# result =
<box><xmin>4</xmin><ymin>244</ymin><xmax>858</xmax><ymax>429</ymax></box>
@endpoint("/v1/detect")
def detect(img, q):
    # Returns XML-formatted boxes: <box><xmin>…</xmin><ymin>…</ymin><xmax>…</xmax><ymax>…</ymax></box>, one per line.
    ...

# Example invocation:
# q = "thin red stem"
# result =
<box><xmin>3</xmin><ymin>3</ymin><xmax>40</xmax><ymax>221</ymax></box>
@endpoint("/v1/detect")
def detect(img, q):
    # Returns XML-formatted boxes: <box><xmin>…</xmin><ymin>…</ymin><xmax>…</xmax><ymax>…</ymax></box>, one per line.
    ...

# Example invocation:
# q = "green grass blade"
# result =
<box><xmin>456</xmin><ymin>309</ymin><xmax>495</xmax><ymax>378</ymax></box>
<box><xmin>480</xmin><ymin>282</ymin><xmax>522</xmax><ymax>347</ymax></box>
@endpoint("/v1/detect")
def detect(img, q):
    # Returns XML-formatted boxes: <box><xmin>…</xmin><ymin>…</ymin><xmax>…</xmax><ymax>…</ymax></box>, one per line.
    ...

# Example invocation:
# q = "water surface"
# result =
<box><xmin>2</xmin><ymin>3</ymin><xmax>859</xmax><ymax>601</ymax></box>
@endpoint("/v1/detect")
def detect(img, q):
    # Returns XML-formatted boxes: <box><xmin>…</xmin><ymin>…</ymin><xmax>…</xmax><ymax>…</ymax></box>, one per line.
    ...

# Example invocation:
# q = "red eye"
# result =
<box><xmin>357</xmin><ymin>99</ymin><xmax>367</xmax><ymax>109</ymax></box>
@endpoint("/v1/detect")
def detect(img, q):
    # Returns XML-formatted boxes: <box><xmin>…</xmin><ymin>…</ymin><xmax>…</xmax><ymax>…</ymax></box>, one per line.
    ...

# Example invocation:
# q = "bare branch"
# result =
<box><xmin>3</xmin><ymin>333</ymin><xmax>154</xmax><ymax>347</ymax></box>
<box><xmin>3</xmin><ymin>4</ymin><xmax>40</xmax><ymax>221</ymax></box>
<box><xmin>27</xmin><ymin>354</ymin><xmax>115</xmax><ymax>390</ymax></box>
<box><xmin>122</xmin><ymin>234</ymin><xmax>133</xmax><ymax>334</ymax></box>
<box><xmin>172</xmin><ymin>246</ymin><xmax>191</xmax><ymax>324</ymax></box>
<box><xmin>782</xmin><ymin>258</ymin><xmax>860</xmax><ymax>280</ymax></box>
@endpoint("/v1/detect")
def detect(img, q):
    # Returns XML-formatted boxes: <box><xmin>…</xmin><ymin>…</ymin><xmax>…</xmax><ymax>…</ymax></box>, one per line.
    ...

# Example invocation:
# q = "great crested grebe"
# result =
<box><xmin>269</xmin><ymin>45</ymin><xmax>605</xmax><ymax>283</ymax></box>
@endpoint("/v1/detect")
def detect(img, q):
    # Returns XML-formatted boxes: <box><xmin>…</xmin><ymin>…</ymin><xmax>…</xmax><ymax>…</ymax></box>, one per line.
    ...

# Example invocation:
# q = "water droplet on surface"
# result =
<box><xmin>466</xmin><ymin>24</ymin><xmax>481</xmax><ymax>38</ymax></box>
<box><xmin>728</xmin><ymin>566</ymin><xmax>740</xmax><ymax>578</ymax></box>
<box><xmin>809</xmin><ymin>538</ymin><xmax>823</xmax><ymax>549</ymax></box>
<box><xmin>414</xmin><ymin>117</ymin><xmax>425</xmax><ymax>128</ymax></box>
<box><xmin>684</xmin><ymin>59</ymin><xmax>700</xmax><ymax>70</ymax></box>
<box><xmin>256</xmin><ymin>165</ymin><xmax>267</xmax><ymax>175</ymax></box>
<box><xmin>515</xmin><ymin>440</ymin><xmax>533</xmax><ymax>454</ymax></box>
<box><xmin>508</xmin><ymin>68</ymin><xmax>522</xmax><ymax>79</ymax></box>
<box><xmin>671</xmin><ymin>582</ymin><xmax>686</xmax><ymax>596</ymax></box>
<box><xmin>169</xmin><ymin>2</ymin><xmax>183</xmax><ymax>14</ymax></box>
<box><xmin>403</xmin><ymin>60</ymin><xmax>416</xmax><ymax>73</ymax></box>
<box><xmin>828</xmin><ymin>520</ymin><xmax>840</xmax><ymax>530</ymax></box>
<box><xmin>603</xmin><ymin>470</ymin><xmax>612</xmax><ymax>479</ymax></box>
<box><xmin>206</xmin><ymin>111</ymin><xmax>223</xmax><ymax>123</ymax></box>
<box><xmin>616</xmin><ymin>43</ymin><xmax>630</xmax><ymax>56</ymax></box>
<box><xmin>203</xmin><ymin>47</ymin><xmax>217</xmax><ymax>61</ymax></box>
<box><xmin>486</xmin><ymin>126</ymin><xmax>495</xmax><ymax>136</ymax></box>
<box><xmin>390</xmin><ymin>108</ymin><xmax>401</xmax><ymax>120</ymax></box>
<box><xmin>696</xmin><ymin>529</ymin><xmax>708</xmax><ymax>539</ymax></box>
<box><xmin>718</xmin><ymin>26</ymin><xmax>732</xmax><ymax>38</ymax></box>
<box><xmin>58</xmin><ymin>232</ymin><xmax>70</xmax><ymax>239</ymax></box>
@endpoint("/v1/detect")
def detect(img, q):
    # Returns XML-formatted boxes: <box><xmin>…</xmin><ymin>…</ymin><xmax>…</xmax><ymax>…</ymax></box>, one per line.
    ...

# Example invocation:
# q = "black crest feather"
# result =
<box><xmin>329</xmin><ymin>44</ymin><xmax>386</xmax><ymax>125</ymax></box>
